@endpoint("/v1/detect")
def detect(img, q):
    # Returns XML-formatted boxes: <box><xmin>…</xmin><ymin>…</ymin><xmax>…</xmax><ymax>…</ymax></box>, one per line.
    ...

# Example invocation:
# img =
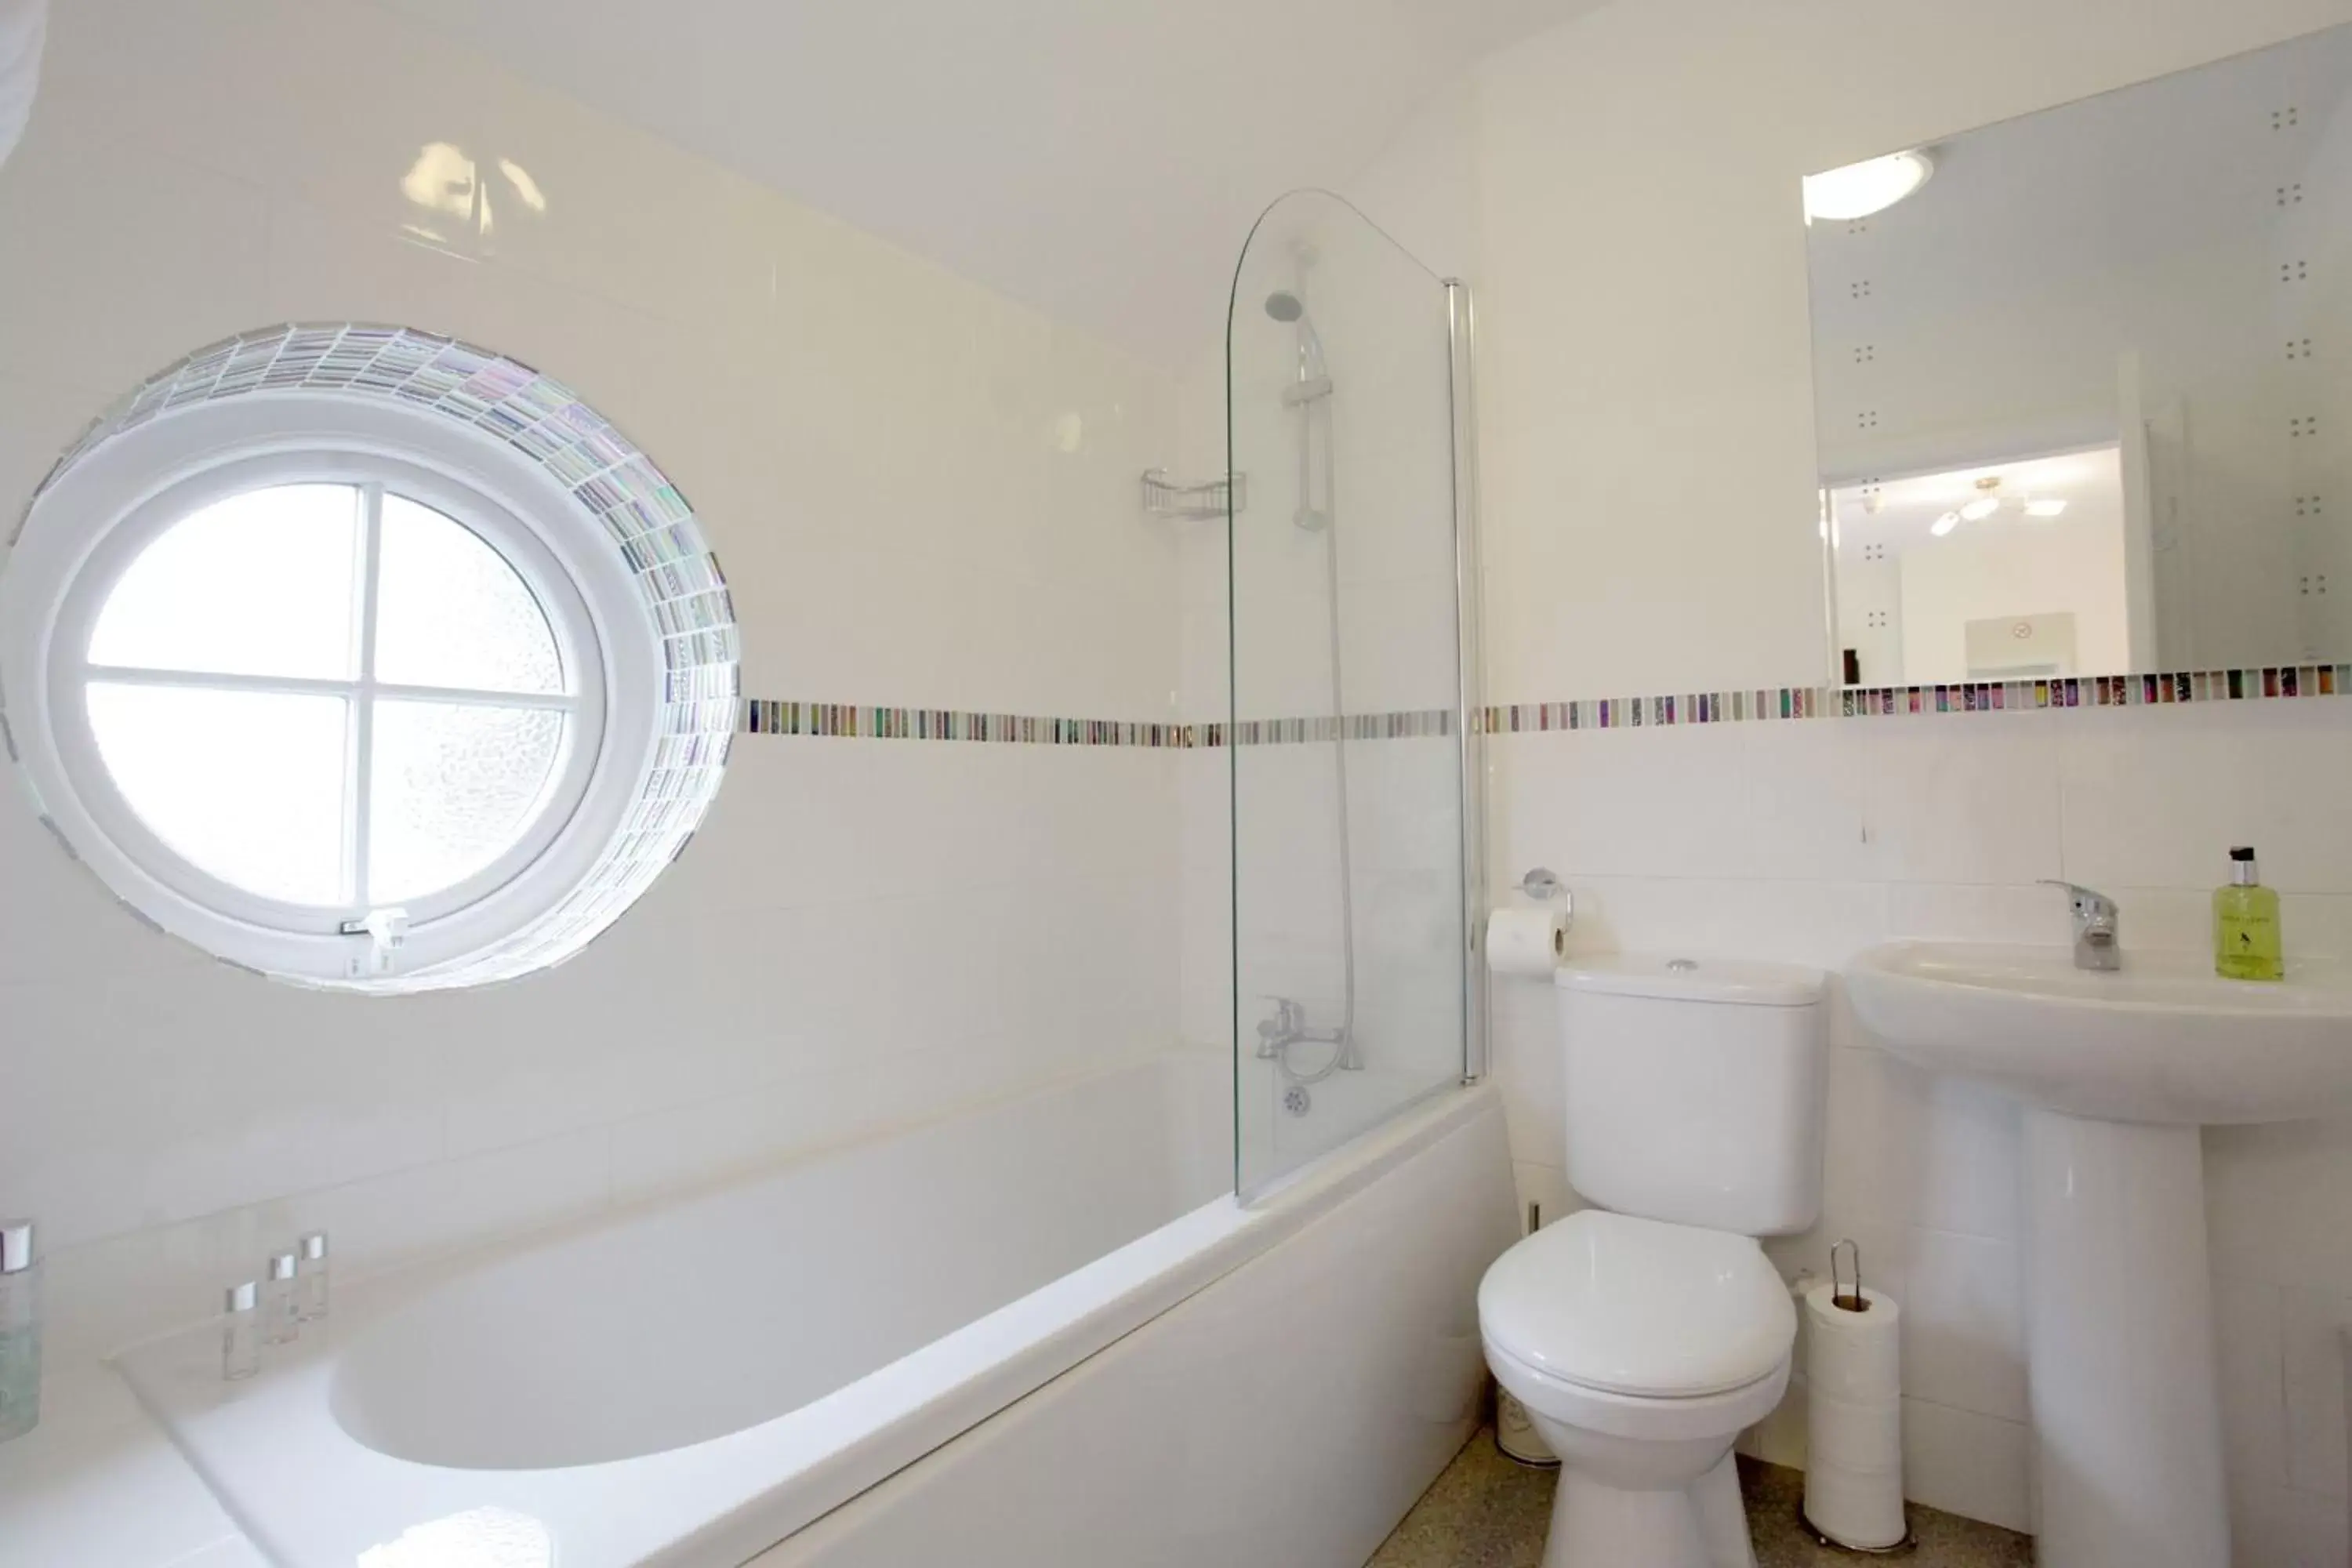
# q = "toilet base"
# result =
<box><xmin>1540</xmin><ymin>1446</ymin><xmax>1753</xmax><ymax>1568</ymax></box>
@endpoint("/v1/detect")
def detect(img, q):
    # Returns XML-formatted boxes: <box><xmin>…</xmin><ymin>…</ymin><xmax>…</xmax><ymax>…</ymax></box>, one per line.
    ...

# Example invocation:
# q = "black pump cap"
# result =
<box><xmin>2230</xmin><ymin>846</ymin><xmax>2257</xmax><ymax>861</ymax></box>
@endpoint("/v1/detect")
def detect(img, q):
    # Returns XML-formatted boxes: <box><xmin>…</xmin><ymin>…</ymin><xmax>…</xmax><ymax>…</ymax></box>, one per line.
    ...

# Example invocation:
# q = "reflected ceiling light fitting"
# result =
<box><xmin>1803</xmin><ymin>149</ymin><xmax>1935</xmax><ymax>223</ymax></box>
<box><xmin>2025</xmin><ymin>498</ymin><xmax>2068</xmax><ymax>517</ymax></box>
<box><xmin>1958</xmin><ymin>475</ymin><xmax>2002</xmax><ymax>522</ymax></box>
<box><xmin>1930</xmin><ymin>511</ymin><xmax>1961</xmax><ymax>537</ymax></box>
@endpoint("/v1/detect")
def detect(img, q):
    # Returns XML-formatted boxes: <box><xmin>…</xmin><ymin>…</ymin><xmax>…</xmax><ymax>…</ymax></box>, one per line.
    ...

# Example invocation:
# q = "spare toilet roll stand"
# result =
<box><xmin>1799</xmin><ymin>1240</ymin><xmax>1916</xmax><ymax>1555</ymax></box>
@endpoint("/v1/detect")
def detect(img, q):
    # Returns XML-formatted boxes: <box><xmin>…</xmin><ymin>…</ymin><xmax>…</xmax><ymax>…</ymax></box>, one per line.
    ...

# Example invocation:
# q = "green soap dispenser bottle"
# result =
<box><xmin>2215</xmin><ymin>846</ymin><xmax>2285</xmax><ymax>982</ymax></box>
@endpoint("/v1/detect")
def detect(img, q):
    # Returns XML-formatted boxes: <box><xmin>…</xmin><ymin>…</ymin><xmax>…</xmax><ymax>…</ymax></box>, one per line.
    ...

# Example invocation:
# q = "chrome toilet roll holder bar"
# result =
<box><xmin>1517</xmin><ymin>867</ymin><xmax>1573</xmax><ymax>925</ymax></box>
<box><xmin>1830</xmin><ymin>1237</ymin><xmax>1870</xmax><ymax>1313</ymax></box>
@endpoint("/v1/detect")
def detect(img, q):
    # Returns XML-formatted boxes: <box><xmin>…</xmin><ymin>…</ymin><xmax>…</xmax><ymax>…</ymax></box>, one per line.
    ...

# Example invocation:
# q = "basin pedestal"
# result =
<box><xmin>2022</xmin><ymin>1107</ymin><xmax>2228</xmax><ymax>1568</ymax></box>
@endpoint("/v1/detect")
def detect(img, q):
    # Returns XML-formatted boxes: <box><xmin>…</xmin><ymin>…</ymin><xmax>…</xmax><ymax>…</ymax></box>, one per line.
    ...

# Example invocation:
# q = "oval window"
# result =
<box><xmin>0</xmin><ymin>325</ymin><xmax>738</xmax><ymax>991</ymax></box>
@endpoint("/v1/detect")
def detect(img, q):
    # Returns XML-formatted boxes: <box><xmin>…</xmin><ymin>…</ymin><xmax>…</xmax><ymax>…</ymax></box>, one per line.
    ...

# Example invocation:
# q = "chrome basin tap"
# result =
<box><xmin>2042</xmin><ymin>880</ymin><xmax>2121</xmax><ymax>971</ymax></box>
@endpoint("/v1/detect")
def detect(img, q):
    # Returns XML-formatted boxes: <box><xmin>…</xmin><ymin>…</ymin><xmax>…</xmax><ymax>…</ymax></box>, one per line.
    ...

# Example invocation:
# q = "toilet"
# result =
<box><xmin>1478</xmin><ymin>955</ymin><xmax>1827</xmax><ymax>1568</ymax></box>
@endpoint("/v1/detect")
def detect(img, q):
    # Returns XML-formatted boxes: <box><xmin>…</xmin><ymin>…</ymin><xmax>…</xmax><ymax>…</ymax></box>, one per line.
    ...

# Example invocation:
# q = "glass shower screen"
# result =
<box><xmin>1227</xmin><ymin>190</ymin><xmax>1478</xmax><ymax>1199</ymax></box>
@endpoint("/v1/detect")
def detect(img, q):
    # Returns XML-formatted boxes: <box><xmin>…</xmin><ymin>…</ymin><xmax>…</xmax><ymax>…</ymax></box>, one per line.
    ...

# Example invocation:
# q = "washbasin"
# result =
<box><xmin>1846</xmin><ymin>940</ymin><xmax>2352</xmax><ymax>1124</ymax></box>
<box><xmin>1847</xmin><ymin>938</ymin><xmax>2352</xmax><ymax>1568</ymax></box>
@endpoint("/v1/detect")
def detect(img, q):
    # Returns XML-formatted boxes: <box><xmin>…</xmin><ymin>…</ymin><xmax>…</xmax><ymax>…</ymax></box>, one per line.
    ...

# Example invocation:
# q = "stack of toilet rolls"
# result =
<box><xmin>1802</xmin><ymin>1280</ymin><xmax>1906</xmax><ymax>1550</ymax></box>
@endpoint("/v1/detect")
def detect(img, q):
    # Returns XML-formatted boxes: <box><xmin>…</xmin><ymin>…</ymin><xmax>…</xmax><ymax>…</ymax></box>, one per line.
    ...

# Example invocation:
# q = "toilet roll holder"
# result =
<box><xmin>1831</xmin><ymin>1238</ymin><xmax>1870</xmax><ymax>1312</ymax></box>
<box><xmin>1802</xmin><ymin>1237</ymin><xmax>1915</xmax><ymax>1554</ymax></box>
<box><xmin>1518</xmin><ymin>867</ymin><xmax>1572</xmax><ymax>922</ymax></box>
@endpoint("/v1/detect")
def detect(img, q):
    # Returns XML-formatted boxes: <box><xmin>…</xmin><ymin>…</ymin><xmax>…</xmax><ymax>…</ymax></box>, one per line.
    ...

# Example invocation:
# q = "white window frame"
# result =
<box><xmin>1</xmin><ymin>325</ymin><xmax>738</xmax><ymax>993</ymax></box>
<box><xmin>54</xmin><ymin>450</ymin><xmax>607</xmax><ymax>935</ymax></box>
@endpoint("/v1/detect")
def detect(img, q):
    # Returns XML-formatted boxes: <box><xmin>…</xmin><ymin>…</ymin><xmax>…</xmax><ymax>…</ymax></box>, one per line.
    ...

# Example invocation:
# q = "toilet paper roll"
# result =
<box><xmin>1486</xmin><ymin>906</ymin><xmax>1568</xmax><ymax>976</ymax></box>
<box><xmin>1806</xmin><ymin>1386</ymin><xmax>1903</xmax><ymax>1472</ymax></box>
<box><xmin>1804</xmin><ymin>1459</ymin><xmax>1908</xmax><ymax>1552</ymax></box>
<box><xmin>1802</xmin><ymin>1283</ymin><xmax>1905</xmax><ymax>1549</ymax></box>
<box><xmin>1803</xmin><ymin>1283</ymin><xmax>1901</xmax><ymax>1402</ymax></box>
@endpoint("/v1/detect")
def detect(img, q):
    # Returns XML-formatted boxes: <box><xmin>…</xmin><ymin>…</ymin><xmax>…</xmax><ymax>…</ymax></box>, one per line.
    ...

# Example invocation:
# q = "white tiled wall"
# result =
<box><xmin>1334</xmin><ymin>0</ymin><xmax>2352</xmax><ymax>1555</ymax></box>
<box><xmin>0</xmin><ymin>0</ymin><xmax>1185</xmax><ymax>1361</ymax></box>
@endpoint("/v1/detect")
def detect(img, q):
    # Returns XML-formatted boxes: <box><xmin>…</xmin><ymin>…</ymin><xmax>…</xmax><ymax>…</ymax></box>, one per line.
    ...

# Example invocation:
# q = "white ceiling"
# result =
<box><xmin>361</xmin><ymin>0</ymin><xmax>1601</xmax><ymax>365</ymax></box>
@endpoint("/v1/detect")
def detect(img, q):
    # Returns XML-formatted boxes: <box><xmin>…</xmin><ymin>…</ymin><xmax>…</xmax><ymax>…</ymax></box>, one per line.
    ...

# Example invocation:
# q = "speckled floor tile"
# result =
<box><xmin>1367</xmin><ymin>1429</ymin><xmax>2034</xmax><ymax>1567</ymax></box>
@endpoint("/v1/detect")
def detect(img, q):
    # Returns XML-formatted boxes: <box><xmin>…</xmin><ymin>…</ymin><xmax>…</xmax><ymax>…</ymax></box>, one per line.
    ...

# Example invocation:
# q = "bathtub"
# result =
<box><xmin>116</xmin><ymin>1051</ymin><xmax>1515</xmax><ymax>1566</ymax></box>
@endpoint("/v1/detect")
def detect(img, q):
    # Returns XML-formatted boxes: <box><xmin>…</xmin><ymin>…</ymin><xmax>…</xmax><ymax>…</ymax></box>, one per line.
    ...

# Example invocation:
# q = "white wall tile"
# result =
<box><xmin>0</xmin><ymin>798</ymin><xmax>213</xmax><ymax>989</ymax></box>
<box><xmin>2209</xmin><ymin>1117</ymin><xmax>2352</xmax><ymax>1298</ymax></box>
<box><xmin>2060</xmin><ymin>704</ymin><xmax>2352</xmax><ymax>895</ymax></box>
<box><xmin>1884</xmin><ymin>882</ymin><xmax>2076</xmax><ymax>948</ymax></box>
<box><xmin>1555</xmin><ymin>877</ymin><xmax>1889</xmax><ymax>971</ymax></box>
<box><xmin>1740</xmin><ymin>719</ymin><xmax>1875</xmax><ymax>883</ymax></box>
<box><xmin>1491</xmin><ymin>725</ymin><xmax>1751</xmax><ymax>880</ymax></box>
<box><xmin>0</xmin><ymin>128</ymin><xmax>268</xmax><ymax>400</ymax></box>
<box><xmin>1902</xmin><ymin>1228</ymin><xmax>2028</xmax><ymax>1422</ymax></box>
<box><xmin>2278</xmin><ymin>1483</ymin><xmax>2352</xmax><ymax>1568</ymax></box>
<box><xmin>1899</xmin><ymin>1399</ymin><xmax>2034</xmax><ymax>1534</ymax></box>
<box><xmin>1824</xmin><ymin>1044</ymin><xmax>2025</xmax><ymax>1244</ymax></box>
<box><xmin>2282</xmin><ymin>1287</ymin><xmax>2352</xmax><ymax>1500</ymax></box>
<box><xmin>2216</xmin><ymin>1277</ymin><xmax>2289</xmax><ymax>1494</ymax></box>
<box><xmin>1861</xmin><ymin>715</ymin><xmax>2065</xmax><ymax>887</ymax></box>
<box><xmin>2231</xmin><ymin>1478</ymin><xmax>2352</xmax><ymax>1568</ymax></box>
<box><xmin>1488</xmin><ymin>984</ymin><xmax>1563</xmax><ymax>1171</ymax></box>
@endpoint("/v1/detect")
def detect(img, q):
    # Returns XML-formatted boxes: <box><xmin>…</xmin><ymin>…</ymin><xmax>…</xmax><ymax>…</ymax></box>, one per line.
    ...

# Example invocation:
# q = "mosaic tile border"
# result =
<box><xmin>1483</xmin><ymin>666</ymin><xmax>2352</xmax><ymax>731</ymax></box>
<box><xmin>737</xmin><ymin>701</ymin><xmax>1457</xmax><ymax>747</ymax></box>
<box><xmin>738</xmin><ymin>667</ymin><xmax>2352</xmax><ymax>749</ymax></box>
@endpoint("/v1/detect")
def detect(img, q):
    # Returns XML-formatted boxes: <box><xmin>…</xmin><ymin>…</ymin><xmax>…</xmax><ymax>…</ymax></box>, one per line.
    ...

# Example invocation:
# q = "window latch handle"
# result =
<box><xmin>338</xmin><ymin>907</ymin><xmax>410</xmax><ymax>976</ymax></box>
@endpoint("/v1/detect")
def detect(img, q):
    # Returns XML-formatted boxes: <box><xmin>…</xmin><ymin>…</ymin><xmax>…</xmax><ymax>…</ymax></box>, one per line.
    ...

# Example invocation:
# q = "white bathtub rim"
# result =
<box><xmin>668</xmin><ymin>1075</ymin><xmax>1499</xmax><ymax>1565</ymax></box>
<box><xmin>115</xmin><ymin>1054</ymin><xmax>1215</xmax><ymax>1566</ymax></box>
<box><xmin>744</xmin><ymin>1081</ymin><xmax>1518</xmax><ymax>1568</ymax></box>
<box><xmin>112</xmin><ymin>1054</ymin><xmax>1492</xmax><ymax>1568</ymax></box>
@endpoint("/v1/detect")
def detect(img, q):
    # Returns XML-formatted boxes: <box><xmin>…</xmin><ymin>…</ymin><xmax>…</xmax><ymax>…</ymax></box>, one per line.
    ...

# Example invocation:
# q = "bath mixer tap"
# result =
<box><xmin>1255</xmin><ymin>995</ymin><xmax>1352</xmax><ymax>1064</ymax></box>
<box><xmin>2041</xmin><ymin>880</ymin><xmax>2121</xmax><ymax>971</ymax></box>
<box><xmin>1256</xmin><ymin>996</ymin><xmax>1306</xmax><ymax>1058</ymax></box>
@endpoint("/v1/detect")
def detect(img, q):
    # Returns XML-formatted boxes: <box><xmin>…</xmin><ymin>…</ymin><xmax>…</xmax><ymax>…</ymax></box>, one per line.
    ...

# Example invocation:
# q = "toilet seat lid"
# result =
<box><xmin>1479</xmin><ymin>1210</ymin><xmax>1794</xmax><ymax>1398</ymax></box>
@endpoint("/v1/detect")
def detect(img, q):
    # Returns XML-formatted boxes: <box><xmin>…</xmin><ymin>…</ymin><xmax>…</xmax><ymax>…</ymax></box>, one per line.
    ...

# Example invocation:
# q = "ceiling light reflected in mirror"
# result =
<box><xmin>1802</xmin><ymin>150</ymin><xmax>1934</xmax><ymax>223</ymax></box>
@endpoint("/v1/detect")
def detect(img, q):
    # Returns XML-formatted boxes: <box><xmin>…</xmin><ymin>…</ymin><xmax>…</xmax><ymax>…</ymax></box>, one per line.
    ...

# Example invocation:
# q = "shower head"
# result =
<box><xmin>1264</xmin><ymin>290</ymin><xmax>1330</xmax><ymax>396</ymax></box>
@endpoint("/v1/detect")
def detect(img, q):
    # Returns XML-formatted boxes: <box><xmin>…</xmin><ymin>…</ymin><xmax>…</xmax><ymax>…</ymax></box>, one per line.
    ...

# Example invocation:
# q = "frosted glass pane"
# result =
<box><xmin>373</xmin><ymin>496</ymin><xmax>562</xmax><ymax>694</ymax></box>
<box><xmin>87</xmin><ymin>684</ymin><xmax>350</xmax><ymax>906</ymax></box>
<box><xmin>90</xmin><ymin>485</ymin><xmax>361</xmax><ymax>680</ymax></box>
<box><xmin>368</xmin><ymin>702</ymin><xmax>564</xmax><ymax>903</ymax></box>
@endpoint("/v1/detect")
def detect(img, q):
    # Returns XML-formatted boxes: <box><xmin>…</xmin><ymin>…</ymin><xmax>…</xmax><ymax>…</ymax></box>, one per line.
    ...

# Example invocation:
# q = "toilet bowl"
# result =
<box><xmin>1481</xmin><ymin>1210</ymin><xmax>1795</xmax><ymax>1568</ymax></box>
<box><xmin>1476</xmin><ymin>956</ymin><xmax>1826</xmax><ymax>1568</ymax></box>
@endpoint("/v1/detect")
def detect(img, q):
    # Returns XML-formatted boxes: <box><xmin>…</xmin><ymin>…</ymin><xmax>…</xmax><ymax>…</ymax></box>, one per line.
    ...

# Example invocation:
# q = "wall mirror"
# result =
<box><xmin>1809</xmin><ymin>24</ymin><xmax>2352</xmax><ymax>689</ymax></box>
